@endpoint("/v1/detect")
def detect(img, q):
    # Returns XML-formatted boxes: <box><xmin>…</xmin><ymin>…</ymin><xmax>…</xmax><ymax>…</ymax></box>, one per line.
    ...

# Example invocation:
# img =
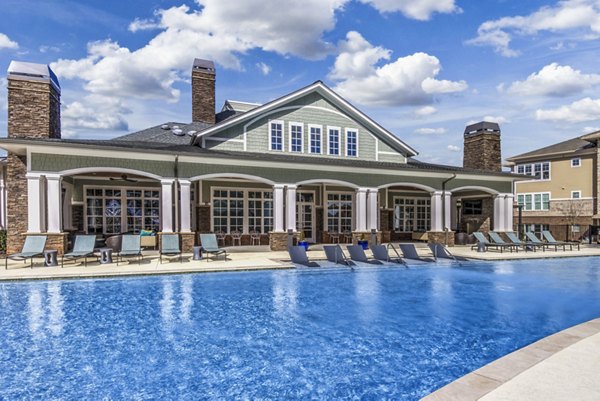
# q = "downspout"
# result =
<box><xmin>174</xmin><ymin>155</ymin><xmax>179</xmax><ymax>233</ymax></box>
<box><xmin>442</xmin><ymin>174</ymin><xmax>457</xmax><ymax>244</ymax></box>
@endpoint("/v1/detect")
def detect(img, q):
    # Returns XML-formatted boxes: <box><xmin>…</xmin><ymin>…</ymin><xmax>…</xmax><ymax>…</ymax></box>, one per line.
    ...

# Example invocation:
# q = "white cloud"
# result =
<box><xmin>414</xmin><ymin>127</ymin><xmax>446</xmax><ymax>135</ymax></box>
<box><xmin>39</xmin><ymin>45</ymin><xmax>61</xmax><ymax>53</ymax></box>
<box><xmin>414</xmin><ymin>105</ymin><xmax>437</xmax><ymax>116</ymax></box>
<box><xmin>62</xmin><ymin>95</ymin><xmax>130</xmax><ymax>136</ymax></box>
<box><xmin>504</xmin><ymin>63</ymin><xmax>600</xmax><ymax>97</ymax></box>
<box><xmin>467</xmin><ymin>0</ymin><xmax>600</xmax><ymax>57</ymax></box>
<box><xmin>447</xmin><ymin>145</ymin><xmax>460</xmax><ymax>152</ymax></box>
<box><xmin>358</xmin><ymin>0</ymin><xmax>460</xmax><ymax>20</ymax></box>
<box><xmin>329</xmin><ymin>31</ymin><xmax>467</xmax><ymax>106</ymax></box>
<box><xmin>256</xmin><ymin>62</ymin><xmax>271</xmax><ymax>75</ymax></box>
<box><xmin>0</xmin><ymin>33</ymin><xmax>18</xmax><ymax>50</ymax></box>
<box><xmin>466</xmin><ymin>116</ymin><xmax>509</xmax><ymax>126</ymax></box>
<box><xmin>128</xmin><ymin>17</ymin><xmax>161</xmax><ymax>32</ymax></box>
<box><xmin>583</xmin><ymin>126</ymin><xmax>600</xmax><ymax>133</ymax></box>
<box><xmin>536</xmin><ymin>97</ymin><xmax>600</xmax><ymax>122</ymax></box>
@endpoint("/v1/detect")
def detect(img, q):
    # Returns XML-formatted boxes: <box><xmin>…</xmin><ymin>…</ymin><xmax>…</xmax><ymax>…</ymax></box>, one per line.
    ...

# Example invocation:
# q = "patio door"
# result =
<box><xmin>297</xmin><ymin>192</ymin><xmax>315</xmax><ymax>242</ymax></box>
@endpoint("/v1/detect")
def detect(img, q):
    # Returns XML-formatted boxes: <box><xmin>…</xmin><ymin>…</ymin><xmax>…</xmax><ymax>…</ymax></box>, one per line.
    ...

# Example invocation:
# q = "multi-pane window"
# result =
<box><xmin>517</xmin><ymin>192</ymin><xmax>550</xmax><ymax>211</ymax></box>
<box><xmin>270</xmin><ymin>121</ymin><xmax>283</xmax><ymax>151</ymax></box>
<box><xmin>248</xmin><ymin>191</ymin><xmax>273</xmax><ymax>233</ymax></box>
<box><xmin>571</xmin><ymin>158</ymin><xmax>581</xmax><ymax>167</ymax></box>
<box><xmin>328</xmin><ymin>127</ymin><xmax>340</xmax><ymax>155</ymax></box>
<box><xmin>212</xmin><ymin>189</ymin><xmax>273</xmax><ymax>234</ymax></box>
<box><xmin>327</xmin><ymin>193</ymin><xmax>353</xmax><ymax>233</ymax></box>
<box><xmin>290</xmin><ymin>123</ymin><xmax>303</xmax><ymax>153</ymax></box>
<box><xmin>463</xmin><ymin>199</ymin><xmax>483</xmax><ymax>215</ymax></box>
<box><xmin>126</xmin><ymin>190</ymin><xmax>160</xmax><ymax>233</ymax></box>
<box><xmin>346</xmin><ymin>129</ymin><xmax>358</xmax><ymax>157</ymax></box>
<box><xmin>310</xmin><ymin>126</ymin><xmax>322</xmax><ymax>154</ymax></box>
<box><xmin>394</xmin><ymin>197</ymin><xmax>431</xmax><ymax>232</ymax></box>
<box><xmin>516</xmin><ymin>162</ymin><xmax>550</xmax><ymax>180</ymax></box>
<box><xmin>525</xmin><ymin>224</ymin><xmax>549</xmax><ymax>238</ymax></box>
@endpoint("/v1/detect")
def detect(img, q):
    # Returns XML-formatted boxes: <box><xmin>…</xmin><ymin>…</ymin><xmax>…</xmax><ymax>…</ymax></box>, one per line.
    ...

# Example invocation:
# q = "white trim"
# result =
<box><xmin>392</xmin><ymin>195</ymin><xmax>432</xmax><ymax>232</ymax></box>
<box><xmin>378</xmin><ymin>151</ymin><xmax>400</xmax><ymax>155</ymax></box>
<box><xmin>308</xmin><ymin>124</ymin><xmax>323</xmax><ymax>154</ymax></box>
<box><xmin>296</xmin><ymin>189</ymin><xmax>316</xmax><ymax>242</ymax></box>
<box><xmin>374</xmin><ymin>135</ymin><xmax>379</xmax><ymax>162</ymax></box>
<box><xmin>571</xmin><ymin>190</ymin><xmax>582</xmax><ymax>199</ymax></box>
<box><xmin>323</xmin><ymin>190</ymin><xmax>355</xmax><ymax>233</ymax></box>
<box><xmin>288</xmin><ymin>122</ymin><xmax>304</xmax><ymax>153</ymax></box>
<box><xmin>345</xmin><ymin>128</ymin><xmax>359</xmax><ymax>157</ymax></box>
<box><xmin>377</xmin><ymin>182</ymin><xmax>437</xmax><ymax>193</ymax></box>
<box><xmin>210</xmin><ymin>186</ymin><xmax>275</xmax><ymax>234</ymax></box>
<box><xmin>516</xmin><ymin>192</ymin><xmax>551</xmax><ymax>211</ymax></box>
<box><xmin>269</xmin><ymin>119</ymin><xmax>284</xmax><ymax>152</ymax></box>
<box><xmin>514</xmin><ymin>161</ymin><xmax>551</xmax><ymax>182</ymax></box>
<box><xmin>296</xmin><ymin>178</ymin><xmax>359</xmax><ymax>189</ymax></box>
<box><xmin>571</xmin><ymin>158</ymin><xmax>581</xmax><ymax>168</ymax></box>
<box><xmin>451</xmin><ymin>185</ymin><xmax>500</xmax><ymax>195</ymax></box>
<box><xmin>189</xmin><ymin>173</ymin><xmax>276</xmax><ymax>186</ymax></box>
<box><xmin>552</xmin><ymin>196</ymin><xmax>593</xmax><ymax>201</ymax></box>
<box><xmin>205</xmin><ymin>137</ymin><xmax>245</xmax><ymax>143</ymax></box>
<box><xmin>327</xmin><ymin>126</ymin><xmax>341</xmax><ymax>156</ymax></box>
<box><xmin>58</xmin><ymin>167</ymin><xmax>164</xmax><ymax>181</ymax></box>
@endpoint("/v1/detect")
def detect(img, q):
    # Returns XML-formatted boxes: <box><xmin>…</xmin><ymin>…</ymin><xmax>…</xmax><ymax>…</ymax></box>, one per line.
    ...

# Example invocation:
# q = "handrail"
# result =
<box><xmin>387</xmin><ymin>243</ymin><xmax>408</xmax><ymax>267</ymax></box>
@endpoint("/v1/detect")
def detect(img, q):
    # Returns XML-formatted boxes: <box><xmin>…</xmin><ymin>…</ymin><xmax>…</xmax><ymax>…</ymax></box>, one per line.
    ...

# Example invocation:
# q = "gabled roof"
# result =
<box><xmin>506</xmin><ymin>135</ymin><xmax>596</xmax><ymax>163</ymax></box>
<box><xmin>222</xmin><ymin>100</ymin><xmax>261</xmax><ymax>113</ymax></box>
<box><xmin>114</xmin><ymin>121</ymin><xmax>212</xmax><ymax>145</ymax></box>
<box><xmin>191</xmin><ymin>81</ymin><xmax>418</xmax><ymax>157</ymax></box>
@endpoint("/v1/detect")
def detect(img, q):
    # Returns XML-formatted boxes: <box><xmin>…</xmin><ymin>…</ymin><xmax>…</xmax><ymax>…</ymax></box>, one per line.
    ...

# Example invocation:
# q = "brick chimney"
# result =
<box><xmin>191</xmin><ymin>58</ymin><xmax>216</xmax><ymax>124</ymax></box>
<box><xmin>463</xmin><ymin>121</ymin><xmax>501</xmax><ymax>172</ymax></box>
<box><xmin>6</xmin><ymin>61</ymin><xmax>61</xmax><ymax>253</ymax></box>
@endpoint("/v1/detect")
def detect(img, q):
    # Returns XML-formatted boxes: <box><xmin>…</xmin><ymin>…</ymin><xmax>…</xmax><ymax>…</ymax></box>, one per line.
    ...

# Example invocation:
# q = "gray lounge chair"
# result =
<box><xmin>346</xmin><ymin>245</ymin><xmax>383</xmax><ymax>265</ymax></box>
<box><xmin>505</xmin><ymin>232</ymin><xmax>544</xmax><ymax>252</ymax></box>
<box><xmin>525</xmin><ymin>231</ymin><xmax>559</xmax><ymax>251</ymax></box>
<box><xmin>117</xmin><ymin>235</ymin><xmax>143</xmax><ymax>265</ymax></box>
<box><xmin>398</xmin><ymin>243</ymin><xmax>434</xmax><ymax>262</ymax></box>
<box><xmin>160</xmin><ymin>234</ymin><xmax>182</xmax><ymax>263</ymax></box>
<box><xmin>5</xmin><ymin>235</ymin><xmax>47</xmax><ymax>269</ymax></box>
<box><xmin>288</xmin><ymin>246</ymin><xmax>320</xmax><ymax>267</ymax></box>
<box><xmin>542</xmin><ymin>230</ymin><xmax>579</xmax><ymax>251</ymax></box>
<box><xmin>199</xmin><ymin>233</ymin><xmax>228</xmax><ymax>261</ymax></box>
<box><xmin>488</xmin><ymin>232</ymin><xmax>520</xmax><ymax>252</ymax></box>
<box><xmin>323</xmin><ymin>245</ymin><xmax>354</xmax><ymax>266</ymax></box>
<box><xmin>471</xmin><ymin>232</ymin><xmax>514</xmax><ymax>253</ymax></box>
<box><xmin>62</xmin><ymin>235</ymin><xmax>98</xmax><ymax>268</ymax></box>
<box><xmin>427</xmin><ymin>243</ymin><xmax>467</xmax><ymax>262</ymax></box>
<box><xmin>371</xmin><ymin>244</ymin><xmax>406</xmax><ymax>265</ymax></box>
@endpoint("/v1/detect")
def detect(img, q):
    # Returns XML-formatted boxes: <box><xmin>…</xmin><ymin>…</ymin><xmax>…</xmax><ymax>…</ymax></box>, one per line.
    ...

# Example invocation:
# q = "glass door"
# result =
<box><xmin>297</xmin><ymin>192</ymin><xmax>315</xmax><ymax>242</ymax></box>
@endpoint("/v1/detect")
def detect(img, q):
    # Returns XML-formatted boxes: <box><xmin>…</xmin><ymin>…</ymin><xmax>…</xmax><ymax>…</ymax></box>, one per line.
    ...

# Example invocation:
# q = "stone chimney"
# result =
<box><xmin>6</xmin><ymin>61</ymin><xmax>61</xmax><ymax>253</ymax></box>
<box><xmin>191</xmin><ymin>58</ymin><xmax>216</xmax><ymax>124</ymax></box>
<box><xmin>463</xmin><ymin>121</ymin><xmax>501</xmax><ymax>172</ymax></box>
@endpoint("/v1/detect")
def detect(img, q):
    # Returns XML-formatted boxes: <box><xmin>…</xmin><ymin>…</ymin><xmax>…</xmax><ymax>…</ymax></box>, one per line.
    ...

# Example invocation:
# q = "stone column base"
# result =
<box><xmin>179</xmin><ymin>232</ymin><xmax>196</xmax><ymax>253</ymax></box>
<box><xmin>269</xmin><ymin>232</ymin><xmax>291</xmax><ymax>251</ymax></box>
<box><xmin>427</xmin><ymin>231</ymin><xmax>455</xmax><ymax>247</ymax></box>
<box><xmin>351</xmin><ymin>231</ymin><xmax>381</xmax><ymax>247</ymax></box>
<box><xmin>45</xmin><ymin>233</ymin><xmax>69</xmax><ymax>255</ymax></box>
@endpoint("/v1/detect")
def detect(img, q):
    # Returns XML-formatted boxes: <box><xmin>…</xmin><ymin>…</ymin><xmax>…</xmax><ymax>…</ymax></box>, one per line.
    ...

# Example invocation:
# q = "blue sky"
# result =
<box><xmin>2</xmin><ymin>0</ymin><xmax>600</xmax><ymax>165</ymax></box>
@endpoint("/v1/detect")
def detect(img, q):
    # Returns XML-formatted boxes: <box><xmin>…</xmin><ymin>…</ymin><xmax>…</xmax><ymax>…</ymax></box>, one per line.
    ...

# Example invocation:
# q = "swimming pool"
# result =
<box><xmin>1</xmin><ymin>258</ymin><xmax>599</xmax><ymax>400</ymax></box>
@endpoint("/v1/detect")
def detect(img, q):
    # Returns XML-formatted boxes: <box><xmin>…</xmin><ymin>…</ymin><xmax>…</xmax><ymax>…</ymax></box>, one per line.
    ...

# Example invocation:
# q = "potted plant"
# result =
<box><xmin>298</xmin><ymin>232</ymin><xmax>309</xmax><ymax>251</ymax></box>
<box><xmin>357</xmin><ymin>233</ymin><xmax>369</xmax><ymax>250</ymax></box>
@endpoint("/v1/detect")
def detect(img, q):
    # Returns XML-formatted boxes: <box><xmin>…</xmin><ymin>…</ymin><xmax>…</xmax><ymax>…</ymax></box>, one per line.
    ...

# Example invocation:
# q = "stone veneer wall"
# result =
<box><xmin>6</xmin><ymin>154</ymin><xmax>28</xmax><ymax>254</ymax></box>
<box><xmin>72</xmin><ymin>205</ymin><xmax>84</xmax><ymax>231</ymax></box>
<box><xmin>460</xmin><ymin>197</ymin><xmax>494</xmax><ymax>234</ymax></box>
<box><xmin>191</xmin><ymin>69</ymin><xmax>215</xmax><ymax>124</ymax></box>
<box><xmin>196</xmin><ymin>205</ymin><xmax>211</xmax><ymax>233</ymax></box>
<box><xmin>463</xmin><ymin>133</ymin><xmax>501</xmax><ymax>172</ymax></box>
<box><xmin>427</xmin><ymin>231</ymin><xmax>455</xmax><ymax>247</ymax></box>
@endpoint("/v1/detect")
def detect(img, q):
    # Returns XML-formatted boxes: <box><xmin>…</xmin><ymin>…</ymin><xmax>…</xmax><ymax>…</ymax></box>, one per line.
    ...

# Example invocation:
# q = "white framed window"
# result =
<box><xmin>517</xmin><ymin>192</ymin><xmax>550</xmax><ymax>211</ymax></box>
<box><xmin>212</xmin><ymin>188</ymin><xmax>273</xmax><ymax>234</ymax></box>
<box><xmin>515</xmin><ymin>161</ymin><xmax>550</xmax><ymax>180</ymax></box>
<box><xmin>571</xmin><ymin>158</ymin><xmax>581</xmax><ymax>167</ymax></box>
<box><xmin>309</xmin><ymin>125</ymin><xmax>322</xmax><ymax>154</ymax></box>
<box><xmin>326</xmin><ymin>192</ymin><xmax>353</xmax><ymax>233</ymax></box>
<box><xmin>393</xmin><ymin>197</ymin><xmax>431</xmax><ymax>232</ymax></box>
<box><xmin>289</xmin><ymin>122</ymin><xmax>303</xmax><ymax>153</ymax></box>
<box><xmin>328</xmin><ymin>126</ymin><xmax>340</xmax><ymax>156</ymax></box>
<box><xmin>571</xmin><ymin>190</ymin><xmax>581</xmax><ymax>199</ymax></box>
<box><xmin>346</xmin><ymin>129</ymin><xmax>358</xmax><ymax>157</ymax></box>
<box><xmin>269</xmin><ymin>120</ymin><xmax>284</xmax><ymax>151</ymax></box>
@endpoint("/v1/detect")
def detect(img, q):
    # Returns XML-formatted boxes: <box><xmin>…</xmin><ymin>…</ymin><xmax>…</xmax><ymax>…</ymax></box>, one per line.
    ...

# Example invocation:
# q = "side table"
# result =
<box><xmin>44</xmin><ymin>250</ymin><xmax>58</xmax><ymax>267</ymax></box>
<box><xmin>99</xmin><ymin>247</ymin><xmax>113</xmax><ymax>264</ymax></box>
<box><xmin>192</xmin><ymin>245</ymin><xmax>203</xmax><ymax>261</ymax></box>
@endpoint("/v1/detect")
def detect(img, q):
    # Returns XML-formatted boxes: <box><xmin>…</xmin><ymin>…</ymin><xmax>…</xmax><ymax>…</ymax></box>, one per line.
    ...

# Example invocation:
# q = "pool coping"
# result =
<box><xmin>420</xmin><ymin>317</ymin><xmax>600</xmax><ymax>401</ymax></box>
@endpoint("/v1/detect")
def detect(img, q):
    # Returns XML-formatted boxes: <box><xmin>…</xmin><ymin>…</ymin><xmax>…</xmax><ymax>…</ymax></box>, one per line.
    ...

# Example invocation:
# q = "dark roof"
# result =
<box><xmin>215</xmin><ymin>109</ymin><xmax>242</xmax><ymax>123</ymax></box>
<box><xmin>464</xmin><ymin>121</ymin><xmax>500</xmax><ymax>136</ymax></box>
<box><xmin>113</xmin><ymin>121</ymin><xmax>212</xmax><ymax>145</ymax></box>
<box><xmin>192</xmin><ymin>58</ymin><xmax>215</xmax><ymax>74</ymax></box>
<box><xmin>506</xmin><ymin>135</ymin><xmax>595</xmax><ymax>162</ymax></box>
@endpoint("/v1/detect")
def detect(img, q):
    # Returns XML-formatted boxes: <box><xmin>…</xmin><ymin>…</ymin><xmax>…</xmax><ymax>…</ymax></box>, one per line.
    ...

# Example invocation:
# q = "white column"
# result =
<box><xmin>430</xmin><ymin>191</ymin><xmax>443</xmax><ymax>231</ymax></box>
<box><xmin>367</xmin><ymin>188</ymin><xmax>378</xmax><ymax>231</ymax></box>
<box><xmin>443</xmin><ymin>191</ymin><xmax>452</xmax><ymax>231</ymax></box>
<box><xmin>355</xmin><ymin>188</ymin><xmax>368</xmax><ymax>231</ymax></box>
<box><xmin>46</xmin><ymin>175</ymin><xmax>62</xmax><ymax>233</ymax></box>
<box><xmin>26</xmin><ymin>174</ymin><xmax>43</xmax><ymax>233</ymax></box>
<box><xmin>161</xmin><ymin>179</ymin><xmax>174</xmax><ymax>233</ymax></box>
<box><xmin>494</xmin><ymin>194</ymin><xmax>505</xmax><ymax>232</ymax></box>
<box><xmin>179</xmin><ymin>180</ymin><xmax>191</xmax><ymax>233</ymax></box>
<box><xmin>273</xmin><ymin>184</ymin><xmax>285</xmax><ymax>232</ymax></box>
<box><xmin>286</xmin><ymin>185</ymin><xmax>297</xmax><ymax>231</ymax></box>
<box><xmin>504</xmin><ymin>194</ymin><xmax>514</xmax><ymax>232</ymax></box>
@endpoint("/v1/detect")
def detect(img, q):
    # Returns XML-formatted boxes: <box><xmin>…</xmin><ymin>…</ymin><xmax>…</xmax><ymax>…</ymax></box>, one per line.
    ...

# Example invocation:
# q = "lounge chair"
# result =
<box><xmin>398</xmin><ymin>243</ymin><xmax>434</xmax><ymax>262</ymax></box>
<box><xmin>427</xmin><ymin>243</ymin><xmax>467</xmax><ymax>262</ymax></box>
<box><xmin>542</xmin><ymin>230</ymin><xmax>580</xmax><ymax>251</ymax></box>
<box><xmin>488</xmin><ymin>232</ymin><xmax>520</xmax><ymax>252</ymax></box>
<box><xmin>525</xmin><ymin>231</ymin><xmax>559</xmax><ymax>251</ymax></box>
<box><xmin>288</xmin><ymin>246</ymin><xmax>320</xmax><ymax>267</ymax></box>
<box><xmin>346</xmin><ymin>245</ymin><xmax>383</xmax><ymax>265</ymax></box>
<box><xmin>61</xmin><ymin>235</ymin><xmax>98</xmax><ymax>268</ymax></box>
<box><xmin>471</xmin><ymin>232</ymin><xmax>514</xmax><ymax>253</ymax></box>
<box><xmin>323</xmin><ymin>245</ymin><xmax>354</xmax><ymax>266</ymax></box>
<box><xmin>160</xmin><ymin>234</ymin><xmax>182</xmax><ymax>263</ymax></box>
<box><xmin>5</xmin><ymin>235</ymin><xmax>47</xmax><ymax>269</ymax></box>
<box><xmin>117</xmin><ymin>235</ymin><xmax>143</xmax><ymax>265</ymax></box>
<box><xmin>371</xmin><ymin>244</ymin><xmax>406</xmax><ymax>265</ymax></box>
<box><xmin>505</xmin><ymin>232</ymin><xmax>545</xmax><ymax>252</ymax></box>
<box><xmin>199</xmin><ymin>233</ymin><xmax>228</xmax><ymax>261</ymax></box>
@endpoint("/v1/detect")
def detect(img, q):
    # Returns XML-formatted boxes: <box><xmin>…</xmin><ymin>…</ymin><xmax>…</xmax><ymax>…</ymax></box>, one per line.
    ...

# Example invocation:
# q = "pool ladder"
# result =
<box><xmin>386</xmin><ymin>244</ymin><xmax>408</xmax><ymax>267</ymax></box>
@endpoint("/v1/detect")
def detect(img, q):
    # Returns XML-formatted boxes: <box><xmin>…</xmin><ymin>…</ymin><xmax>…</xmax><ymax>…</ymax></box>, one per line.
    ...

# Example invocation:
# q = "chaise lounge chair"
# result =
<box><xmin>160</xmin><ymin>234</ymin><xmax>182</xmax><ymax>263</ymax></box>
<box><xmin>346</xmin><ymin>245</ymin><xmax>383</xmax><ymax>265</ymax></box>
<box><xmin>288</xmin><ymin>246</ymin><xmax>320</xmax><ymax>267</ymax></box>
<box><xmin>505</xmin><ymin>231</ymin><xmax>545</xmax><ymax>252</ymax></box>
<box><xmin>398</xmin><ymin>243</ymin><xmax>434</xmax><ymax>262</ymax></box>
<box><xmin>488</xmin><ymin>232</ymin><xmax>520</xmax><ymax>253</ymax></box>
<box><xmin>199</xmin><ymin>233</ymin><xmax>228</xmax><ymax>261</ymax></box>
<box><xmin>323</xmin><ymin>245</ymin><xmax>354</xmax><ymax>266</ymax></box>
<box><xmin>525</xmin><ymin>231</ymin><xmax>560</xmax><ymax>251</ymax></box>
<box><xmin>371</xmin><ymin>244</ymin><xmax>406</xmax><ymax>265</ymax></box>
<box><xmin>5</xmin><ymin>235</ymin><xmax>47</xmax><ymax>269</ymax></box>
<box><xmin>117</xmin><ymin>235</ymin><xmax>143</xmax><ymax>265</ymax></box>
<box><xmin>427</xmin><ymin>243</ymin><xmax>467</xmax><ymax>262</ymax></box>
<box><xmin>61</xmin><ymin>235</ymin><xmax>98</xmax><ymax>268</ymax></box>
<box><xmin>471</xmin><ymin>232</ymin><xmax>514</xmax><ymax>253</ymax></box>
<box><xmin>542</xmin><ymin>230</ymin><xmax>580</xmax><ymax>251</ymax></box>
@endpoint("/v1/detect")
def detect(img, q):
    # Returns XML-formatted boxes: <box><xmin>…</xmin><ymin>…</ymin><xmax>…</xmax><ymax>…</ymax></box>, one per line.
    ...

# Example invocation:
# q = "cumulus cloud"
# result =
<box><xmin>256</xmin><ymin>62</ymin><xmax>272</xmax><ymax>75</ymax></box>
<box><xmin>0</xmin><ymin>33</ymin><xmax>18</xmax><ymax>50</ymax></box>
<box><xmin>504</xmin><ymin>63</ymin><xmax>600</xmax><ymax>97</ymax></box>
<box><xmin>467</xmin><ymin>116</ymin><xmax>509</xmax><ymax>126</ymax></box>
<box><xmin>447</xmin><ymin>145</ymin><xmax>460</xmax><ymax>152</ymax></box>
<box><xmin>329</xmin><ymin>31</ymin><xmax>467</xmax><ymax>106</ymax></box>
<box><xmin>414</xmin><ymin>105</ymin><xmax>437</xmax><ymax>116</ymax></box>
<box><xmin>358</xmin><ymin>0</ymin><xmax>460</xmax><ymax>20</ymax></box>
<box><xmin>467</xmin><ymin>0</ymin><xmax>600</xmax><ymax>57</ymax></box>
<box><xmin>583</xmin><ymin>126</ymin><xmax>600</xmax><ymax>133</ymax></box>
<box><xmin>414</xmin><ymin>127</ymin><xmax>446</xmax><ymax>135</ymax></box>
<box><xmin>536</xmin><ymin>97</ymin><xmax>600</xmax><ymax>122</ymax></box>
<box><xmin>62</xmin><ymin>95</ymin><xmax>130</xmax><ymax>136</ymax></box>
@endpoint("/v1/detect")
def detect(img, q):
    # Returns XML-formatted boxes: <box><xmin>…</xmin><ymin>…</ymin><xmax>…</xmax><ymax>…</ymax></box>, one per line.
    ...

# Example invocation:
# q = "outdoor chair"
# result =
<box><xmin>471</xmin><ymin>232</ymin><xmax>514</xmax><ymax>253</ymax></box>
<box><xmin>488</xmin><ymin>232</ymin><xmax>520</xmax><ymax>252</ymax></box>
<box><xmin>371</xmin><ymin>244</ymin><xmax>406</xmax><ymax>265</ymax></box>
<box><xmin>346</xmin><ymin>245</ymin><xmax>383</xmax><ymax>265</ymax></box>
<box><xmin>231</xmin><ymin>231</ymin><xmax>242</xmax><ymax>246</ymax></box>
<box><xmin>525</xmin><ymin>231</ymin><xmax>560</xmax><ymax>251</ymax></box>
<box><xmin>216</xmin><ymin>231</ymin><xmax>226</xmax><ymax>246</ymax></box>
<box><xmin>250</xmin><ymin>231</ymin><xmax>261</xmax><ymax>246</ymax></box>
<box><xmin>200</xmin><ymin>233</ymin><xmax>228</xmax><ymax>261</ymax></box>
<box><xmin>323</xmin><ymin>245</ymin><xmax>354</xmax><ymax>266</ymax></box>
<box><xmin>506</xmin><ymin>232</ymin><xmax>544</xmax><ymax>252</ymax></box>
<box><xmin>427</xmin><ymin>243</ymin><xmax>467</xmax><ymax>262</ymax></box>
<box><xmin>288</xmin><ymin>246</ymin><xmax>320</xmax><ymax>267</ymax></box>
<box><xmin>61</xmin><ymin>235</ymin><xmax>98</xmax><ymax>268</ymax></box>
<box><xmin>160</xmin><ymin>234</ymin><xmax>182</xmax><ymax>263</ymax></box>
<box><xmin>5</xmin><ymin>235</ymin><xmax>47</xmax><ymax>269</ymax></box>
<box><xmin>398</xmin><ymin>243</ymin><xmax>434</xmax><ymax>262</ymax></box>
<box><xmin>342</xmin><ymin>231</ymin><xmax>353</xmax><ymax>244</ymax></box>
<box><xmin>117</xmin><ymin>235</ymin><xmax>143</xmax><ymax>265</ymax></box>
<box><xmin>542</xmin><ymin>230</ymin><xmax>580</xmax><ymax>251</ymax></box>
<box><xmin>329</xmin><ymin>232</ymin><xmax>340</xmax><ymax>244</ymax></box>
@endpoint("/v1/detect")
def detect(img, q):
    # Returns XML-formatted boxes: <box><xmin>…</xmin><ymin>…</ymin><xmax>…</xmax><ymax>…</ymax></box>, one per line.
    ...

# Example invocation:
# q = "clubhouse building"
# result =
<box><xmin>0</xmin><ymin>59</ymin><xmax>520</xmax><ymax>254</ymax></box>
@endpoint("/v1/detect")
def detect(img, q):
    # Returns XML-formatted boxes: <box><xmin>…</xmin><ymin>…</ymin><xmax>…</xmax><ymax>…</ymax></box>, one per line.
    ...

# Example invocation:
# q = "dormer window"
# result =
<box><xmin>270</xmin><ymin>120</ymin><xmax>283</xmax><ymax>151</ymax></box>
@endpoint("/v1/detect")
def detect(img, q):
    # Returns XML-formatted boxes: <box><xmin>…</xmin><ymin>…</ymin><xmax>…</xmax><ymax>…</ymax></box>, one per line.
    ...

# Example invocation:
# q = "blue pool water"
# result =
<box><xmin>1</xmin><ymin>258</ymin><xmax>600</xmax><ymax>400</ymax></box>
